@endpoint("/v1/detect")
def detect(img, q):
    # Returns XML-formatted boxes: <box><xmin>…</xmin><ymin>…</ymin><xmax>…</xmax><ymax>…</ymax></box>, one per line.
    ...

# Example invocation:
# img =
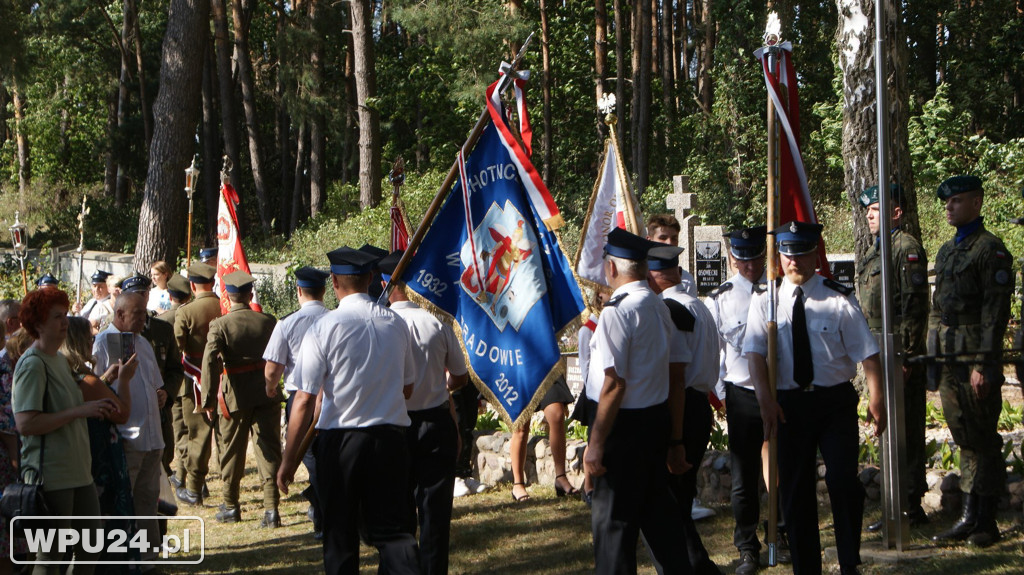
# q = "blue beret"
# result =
<box><xmin>937</xmin><ymin>175</ymin><xmax>982</xmax><ymax>200</ymax></box>
<box><xmin>294</xmin><ymin>266</ymin><xmax>330</xmax><ymax>289</ymax></box>
<box><xmin>773</xmin><ymin>221</ymin><xmax>822</xmax><ymax>256</ymax></box>
<box><xmin>648</xmin><ymin>245</ymin><xmax>684</xmax><ymax>271</ymax></box>
<box><xmin>121</xmin><ymin>275</ymin><xmax>153</xmax><ymax>294</ymax></box>
<box><xmin>725</xmin><ymin>226</ymin><xmax>767</xmax><ymax>260</ymax></box>
<box><xmin>604</xmin><ymin>228</ymin><xmax>657</xmax><ymax>261</ymax></box>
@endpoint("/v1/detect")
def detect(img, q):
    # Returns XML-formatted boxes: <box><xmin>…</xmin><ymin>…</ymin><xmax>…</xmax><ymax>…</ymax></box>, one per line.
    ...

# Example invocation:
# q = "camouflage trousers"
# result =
<box><xmin>904</xmin><ymin>368</ymin><xmax>929</xmax><ymax>503</ymax></box>
<box><xmin>938</xmin><ymin>364</ymin><xmax>1006</xmax><ymax>497</ymax></box>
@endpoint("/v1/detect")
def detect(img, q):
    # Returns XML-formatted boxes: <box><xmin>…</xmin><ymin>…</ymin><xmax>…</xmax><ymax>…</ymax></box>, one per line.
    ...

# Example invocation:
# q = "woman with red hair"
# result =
<box><xmin>12</xmin><ymin>288</ymin><xmax>118</xmax><ymax>572</ymax></box>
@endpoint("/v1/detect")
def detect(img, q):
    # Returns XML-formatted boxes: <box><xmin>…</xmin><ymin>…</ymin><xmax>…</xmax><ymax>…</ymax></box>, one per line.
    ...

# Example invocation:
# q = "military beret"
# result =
<box><xmin>223</xmin><ymin>270</ymin><xmax>256</xmax><ymax>293</ymax></box>
<box><xmin>327</xmin><ymin>246</ymin><xmax>382</xmax><ymax>275</ymax></box>
<box><xmin>186</xmin><ymin>262</ymin><xmax>217</xmax><ymax>283</ymax></box>
<box><xmin>937</xmin><ymin>175</ymin><xmax>982</xmax><ymax>200</ymax></box>
<box><xmin>36</xmin><ymin>273</ymin><xmax>59</xmax><ymax>287</ymax></box>
<box><xmin>725</xmin><ymin>226</ymin><xmax>767</xmax><ymax>260</ymax></box>
<box><xmin>773</xmin><ymin>221</ymin><xmax>822</xmax><ymax>256</ymax></box>
<box><xmin>648</xmin><ymin>245</ymin><xmax>684</xmax><ymax>271</ymax></box>
<box><xmin>604</xmin><ymin>228</ymin><xmax>658</xmax><ymax>261</ymax></box>
<box><xmin>858</xmin><ymin>183</ymin><xmax>905</xmax><ymax>207</ymax></box>
<box><xmin>294</xmin><ymin>266</ymin><xmax>330</xmax><ymax>289</ymax></box>
<box><xmin>199</xmin><ymin>247</ymin><xmax>218</xmax><ymax>262</ymax></box>
<box><xmin>166</xmin><ymin>274</ymin><xmax>192</xmax><ymax>300</ymax></box>
<box><xmin>121</xmin><ymin>275</ymin><xmax>153</xmax><ymax>294</ymax></box>
<box><xmin>90</xmin><ymin>270</ymin><xmax>112</xmax><ymax>284</ymax></box>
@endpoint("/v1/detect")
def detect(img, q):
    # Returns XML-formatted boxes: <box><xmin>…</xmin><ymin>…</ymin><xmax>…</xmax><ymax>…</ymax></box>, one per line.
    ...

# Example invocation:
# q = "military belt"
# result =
<box><xmin>939</xmin><ymin>312</ymin><xmax>981</xmax><ymax>327</ymax></box>
<box><xmin>224</xmin><ymin>360</ymin><xmax>267</xmax><ymax>375</ymax></box>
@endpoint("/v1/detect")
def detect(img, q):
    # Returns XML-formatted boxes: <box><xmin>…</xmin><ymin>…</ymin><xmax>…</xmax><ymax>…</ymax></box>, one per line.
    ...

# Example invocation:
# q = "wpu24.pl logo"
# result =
<box><xmin>10</xmin><ymin>516</ymin><xmax>204</xmax><ymax>566</ymax></box>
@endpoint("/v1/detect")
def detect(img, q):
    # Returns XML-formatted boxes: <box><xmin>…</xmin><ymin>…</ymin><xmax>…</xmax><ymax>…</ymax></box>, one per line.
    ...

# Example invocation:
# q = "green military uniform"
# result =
<box><xmin>160</xmin><ymin>274</ymin><xmax>193</xmax><ymax>485</ymax></box>
<box><xmin>201</xmin><ymin>271</ymin><xmax>281</xmax><ymax>522</ymax></box>
<box><xmin>929</xmin><ymin>176</ymin><xmax>1013</xmax><ymax>546</ymax></box>
<box><xmin>142</xmin><ymin>314</ymin><xmax>184</xmax><ymax>476</ymax></box>
<box><xmin>174</xmin><ymin>263</ymin><xmax>222</xmax><ymax>500</ymax></box>
<box><xmin>855</xmin><ymin>186</ymin><xmax>930</xmax><ymax>514</ymax></box>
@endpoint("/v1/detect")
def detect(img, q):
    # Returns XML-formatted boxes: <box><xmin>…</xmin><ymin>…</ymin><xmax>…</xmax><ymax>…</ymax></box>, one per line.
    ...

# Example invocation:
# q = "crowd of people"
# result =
<box><xmin>0</xmin><ymin>174</ymin><xmax>1016</xmax><ymax>575</ymax></box>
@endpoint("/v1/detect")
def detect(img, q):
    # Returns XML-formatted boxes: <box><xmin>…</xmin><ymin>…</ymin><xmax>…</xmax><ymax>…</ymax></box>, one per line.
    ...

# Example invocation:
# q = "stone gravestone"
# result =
<box><xmin>693</xmin><ymin>226</ymin><xmax>725</xmax><ymax>296</ymax></box>
<box><xmin>828</xmin><ymin>253</ymin><xmax>856</xmax><ymax>290</ymax></box>
<box><xmin>665</xmin><ymin>175</ymin><xmax>696</xmax><ymax>275</ymax></box>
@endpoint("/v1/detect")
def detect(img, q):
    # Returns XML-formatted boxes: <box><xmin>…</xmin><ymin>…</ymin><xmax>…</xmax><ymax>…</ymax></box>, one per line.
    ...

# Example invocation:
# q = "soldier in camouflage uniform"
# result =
<box><xmin>929</xmin><ymin>175</ymin><xmax>1013</xmax><ymax>547</ymax></box>
<box><xmin>855</xmin><ymin>185</ymin><xmax>931</xmax><ymax>531</ymax></box>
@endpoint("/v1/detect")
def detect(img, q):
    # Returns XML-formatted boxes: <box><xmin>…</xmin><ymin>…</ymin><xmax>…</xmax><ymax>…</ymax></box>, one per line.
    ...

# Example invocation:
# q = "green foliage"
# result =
<box><xmin>708</xmin><ymin>417</ymin><xmax>729</xmax><ymax>452</ymax></box>
<box><xmin>997</xmin><ymin>400</ymin><xmax>1023</xmax><ymax>432</ymax></box>
<box><xmin>926</xmin><ymin>401</ymin><xmax>946</xmax><ymax>428</ymax></box>
<box><xmin>566</xmin><ymin>420</ymin><xmax>588</xmax><ymax>442</ymax></box>
<box><xmin>475</xmin><ymin>408</ymin><xmax>502</xmax><ymax>432</ymax></box>
<box><xmin>858</xmin><ymin>433</ymin><xmax>880</xmax><ymax>466</ymax></box>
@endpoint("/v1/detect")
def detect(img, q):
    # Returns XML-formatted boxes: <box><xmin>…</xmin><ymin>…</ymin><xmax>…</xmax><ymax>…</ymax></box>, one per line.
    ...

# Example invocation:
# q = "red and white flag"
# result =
<box><xmin>215</xmin><ymin>181</ymin><xmax>261</xmax><ymax>314</ymax></box>
<box><xmin>390</xmin><ymin>202</ymin><xmax>410</xmax><ymax>251</ymax></box>
<box><xmin>573</xmin><ymin>123</ymin><xmax>641</xmax><ymax>291</ymax></box>
<box><xmin>755</xmin><ymin>42</ymin><xmax>830</xmax><ymax>275</ymax></box>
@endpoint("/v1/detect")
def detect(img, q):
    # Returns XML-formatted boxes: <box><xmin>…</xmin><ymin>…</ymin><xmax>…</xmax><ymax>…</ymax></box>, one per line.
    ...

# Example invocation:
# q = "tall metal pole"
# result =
<box><xmin>762</xmin><ymin>14</ymin><xmax>782</xmax><ymax>567</ymax></box>
<box><xmin>875</xmin><ymin>0</ymin><xmax>910</xmax><ymax>550</ymax></box>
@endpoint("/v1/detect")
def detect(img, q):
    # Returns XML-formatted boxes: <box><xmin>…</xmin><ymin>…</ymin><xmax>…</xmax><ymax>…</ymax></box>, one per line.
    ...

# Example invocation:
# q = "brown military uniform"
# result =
<box><xmin>856</xmin><ymin>228</ymin><xmax>930</xmax><ymax>506</ymax></box>
<box><xmin>174</xmin><ymin>290</ymin><xmax>223</xmax><ymax>495</ymax></box>
<box><xmin>201</xmin><ymin>302</ymin><xmax>280</xmax><ymax>512</ymax></box>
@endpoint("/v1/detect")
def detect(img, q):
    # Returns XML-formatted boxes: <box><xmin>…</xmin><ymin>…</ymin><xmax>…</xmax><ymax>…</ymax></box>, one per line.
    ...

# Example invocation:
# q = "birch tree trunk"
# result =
<box><xmin>351</xmin><ymin>0</ymin><xmax>381</xmax><ymax>209</ymax></box>
<box><xmin>135</xmin><ymin>0</ymin><xmax>209</xmax><ymax>271</ymax></box>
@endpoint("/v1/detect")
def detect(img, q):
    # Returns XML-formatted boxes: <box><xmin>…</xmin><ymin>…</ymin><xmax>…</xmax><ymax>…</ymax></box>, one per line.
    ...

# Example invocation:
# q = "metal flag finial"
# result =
<box><xmin>599</xmin><ymin>93</ymin><xmax>618</xmax><ymax>126</ymax></box>
<box><xmin>764</xmin><ymin>12</ymin><xmax>782</xmax><ymax>46</ymax></box>
<box><xmin>220</xmin><ymin>155</ymin><xmax>233</xmax><ymax>184</ymax></box>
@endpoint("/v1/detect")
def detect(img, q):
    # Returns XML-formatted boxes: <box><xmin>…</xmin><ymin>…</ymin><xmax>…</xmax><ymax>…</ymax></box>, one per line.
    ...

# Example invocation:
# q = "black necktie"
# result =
<box><xmin>792</xmin><ymin>286</ymin><xmax>814</xmax><ymax>388</ymax></box>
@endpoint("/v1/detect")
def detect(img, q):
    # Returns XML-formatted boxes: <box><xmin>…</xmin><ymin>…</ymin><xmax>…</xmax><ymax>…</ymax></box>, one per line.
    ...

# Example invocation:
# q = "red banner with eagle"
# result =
<box><xmin>215</xmin><ymin>181</ymin><xmax>262</xmax><ymax>314</ymax></box>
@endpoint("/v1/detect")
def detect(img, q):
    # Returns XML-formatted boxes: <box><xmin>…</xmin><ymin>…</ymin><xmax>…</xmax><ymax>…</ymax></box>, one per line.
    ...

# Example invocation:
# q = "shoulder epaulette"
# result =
<box><xmin>709</xmin><ymin>282</ymin><xmax>733</xmax><ymax>299</ymax></box>
<box><xmin>823</xmin><ymin>278</ymin><xmax>853</xmax><ymax>296</ymax></box>
<box><xmin>753</xmin><ymin>277</ymin><xmax>781</xmax><ymax>294</ymax></box>
<box><xmin>663</xmin><ymin>299</ymin><xmax>696</xmax><ymax>332</ymax></box>
<box><xmin>605</xmin><ymin>294</ymin><xmax>626</xmax><ymax>308</ymax></box>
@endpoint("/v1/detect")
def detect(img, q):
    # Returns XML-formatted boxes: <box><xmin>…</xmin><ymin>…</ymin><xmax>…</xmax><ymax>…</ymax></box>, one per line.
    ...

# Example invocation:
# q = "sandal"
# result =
<box><xmin>554</xmin><ymin>473</ymin><xmax>579</xmax><ymax>497</ymax></box>
<box><xmin>511</xmin><ymin>482</ymin><xmax>530</xmax><ymax>502</ymax></box>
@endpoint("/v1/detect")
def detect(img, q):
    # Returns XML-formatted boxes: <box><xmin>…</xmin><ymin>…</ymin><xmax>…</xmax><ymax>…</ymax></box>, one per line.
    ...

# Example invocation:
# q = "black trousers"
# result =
<box><xmin>656</xmin><ymin>388</ymin><xmax>720</xmax><ymax>575</ymax></box>
<box><xmin>405</xmin><ymin>404</ymin><xmax>458</xmax><ymax>575</ymax></box>
<box><xmin>287</xmin><ymin>393</ymin><xmax>322</xmax><ymax>528</ymax></box>
<box><xmin>315</xmin><ymin>426</ymin><xmax>421</xmax><ymax>575</ymax></box>
<box><xmin>591</xmin><ymin>403</ymin><xmax>692</xmax><ymax>575</ymax></box>
<box><xmin>450</xmin><ymin>387</ymin><xmax>479</xmax><ymax>478</ymax></box>
<box><xmin>725</xmin><ymin>383</ymin><xmax>765</xmax><ymax>554</ymax></box>
<box><xmin>777</xmin><ymin>383</ymin><xmax>863</xmax><ymax>575</ymax></box>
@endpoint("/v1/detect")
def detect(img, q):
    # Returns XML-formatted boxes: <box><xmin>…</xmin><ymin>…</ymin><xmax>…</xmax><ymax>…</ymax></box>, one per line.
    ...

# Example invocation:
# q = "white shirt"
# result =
<box><xmin>660</xmin><ymin>284</ymin><xmax>721</xmax><ymax>394</ymax></box>
<box><xmin>80</xmin><ymin>297</ymin><xmax>113</xmax><ymax>325</ymax></box>
<box><xmin>93</xmin><ymin>326</ymin><xmax>166</xmax><ymax>451</ymax></box>
<box><xmin>742</xmin><ymin>274</ymin><xmax>879</xmax><ymax>390</ymax></box>
<box><xmin>679</xmin><ymin>269</ymin><xmax>698</xmax><ymax>297</ymax></box>
<box><xmin>589</xmin><ymin>281</ymin><xmax>684</xmax><ymax>409</ymax></box>
<box><xmin>390</xmin><ymin>301</ymin><xmax>468</xmax><ymax>411</ymax></box>
<box><xmin>147</xmin><ymin>288</ymin><xmax>171</xmax><ymax>314</ymax></box>
<box><xmin>263</xmin><ymin>300</ymin><xmax>329</xmax><ymax>392</ymax></box>
<box><xmin>296</xmin><ymin>293</ymin><xmax>415</xmax><ymax>428</ymax></box>
<box><xmin>579</xmin><ymin>315</ymin><xmax>598</xmax><ymax>401</ymax></box>
<box><xmin>708</xmin><ymin>272</ymin><xmax>763</xmax><ymax>390</ymax></box>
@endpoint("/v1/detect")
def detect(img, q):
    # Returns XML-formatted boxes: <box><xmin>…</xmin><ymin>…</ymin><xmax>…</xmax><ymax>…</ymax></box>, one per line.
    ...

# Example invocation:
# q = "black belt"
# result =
<box><xmin>779</xmin><ymin>381</ymin><xmax>854</xmax><ymax>394</ymax></box>
<box><xmin>408</xmin><ymin>401</ymin><xmax>451</xmax><ymax>416</ymax></box>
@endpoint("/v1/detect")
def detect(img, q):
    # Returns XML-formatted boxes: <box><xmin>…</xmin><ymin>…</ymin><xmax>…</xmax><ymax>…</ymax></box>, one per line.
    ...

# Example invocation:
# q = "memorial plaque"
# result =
<box><xmin>829</xmin><ymin>258</ymin><xmax>856</xmax><ymax>289</ymax></box>
<box><xmin>695</xmin><ymin>240</ymin><xmax>724</xmax><ymax>295</ymax></box>
<box><xmin>564</xmin><ymin>355</ymin><xmax>583</xmax><ymax>398</ymax></box>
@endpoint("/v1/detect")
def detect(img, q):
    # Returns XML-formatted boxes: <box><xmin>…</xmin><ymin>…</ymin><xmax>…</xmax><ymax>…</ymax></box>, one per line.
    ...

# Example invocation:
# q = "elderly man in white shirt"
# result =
<box><xmin>94</xmin><ymin>290</ymin><xmax>167</xmax><ymax>562</ymax></box>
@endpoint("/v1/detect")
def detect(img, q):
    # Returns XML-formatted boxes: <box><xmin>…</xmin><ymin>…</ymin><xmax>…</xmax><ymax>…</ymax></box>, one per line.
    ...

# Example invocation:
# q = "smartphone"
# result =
<box><xmin>119</xmin><ymin>332</ymin><xmax>136</xmax><ymax>363</ymax></box>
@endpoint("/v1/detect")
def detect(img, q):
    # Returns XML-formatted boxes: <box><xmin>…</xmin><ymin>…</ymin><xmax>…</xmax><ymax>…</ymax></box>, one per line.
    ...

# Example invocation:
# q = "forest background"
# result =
<box><xmin>0</xmin><ymin>0</ymin><xmax>1023</xmax><ymax>292</ymax></box>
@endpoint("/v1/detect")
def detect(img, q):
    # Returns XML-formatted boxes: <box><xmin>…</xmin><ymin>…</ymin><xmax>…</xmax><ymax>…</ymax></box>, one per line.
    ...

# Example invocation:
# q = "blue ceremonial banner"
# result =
<box><xmin>401</xmin><ymin>119</ymin><xmax>584</xmax><ymax>428</ymax></box>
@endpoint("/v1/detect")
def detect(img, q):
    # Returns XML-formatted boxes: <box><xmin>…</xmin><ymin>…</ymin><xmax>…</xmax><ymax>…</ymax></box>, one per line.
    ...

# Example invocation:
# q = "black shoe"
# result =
<box><xmin>839</xmin><ymin>567</ymin><xmax>860</xmax><ymax>575</ymax></box>
<box><xmin>169</xmin><ymin>475</ymin><xmax>183</xmax><ymax>489</ymax></box>
<box><xmin>312</xmin><ymin>530</ymin><xmax>324</xmax><ymax>541</ymax></box>
<box><xmin>967</xmin><ymin>496</ymin><xmax>1001</xmax><ymax>547</ymax></box>
<box><xmin>259</xmin><ymin>509</ymin><xmax>281</xmax><ymax>529</ymax></box>
<box><xmin>866</xmin><ymin>518</ymin><xmax>884</xmax><ymax>533</ymax></box>
<box><xmin>933</xmin><ymin>492</ymin><xmax>978</xmax><ymax>542</ymax></box>
<box><xmin>907</xmin><ymin>504</ymin><xmax>930</xmax><ymax>527</ymax></box>
<box><xmin>175</xmin><ymin>487</ymin><xmax>202</xmax><ymax>506</ymax></box>
<box><xmin>582</xmin><ymin>490</ymin><xmax>593</xmax><ymax>508</ymax></box>
<box><xmin>215</xmin><ymin>504</ymin><xmax>240</xmax><ymax>523</ymax></box>
<box><xmin>735</xmin><ymin>551</ymin><xmax>759</xmax><ymax>575</ymax></box>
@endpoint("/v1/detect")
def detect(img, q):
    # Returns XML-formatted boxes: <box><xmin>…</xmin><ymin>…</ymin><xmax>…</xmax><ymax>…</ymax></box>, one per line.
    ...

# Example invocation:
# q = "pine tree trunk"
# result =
<box><xmin>614</xmin><ymin>0</ymin><xmax>627</xmax><ymax>157</ymax></box>
<box><xmin>351</xmin><ymin>0</ymin><xmax>381</xmax><ymax>209</ymax></box>
<box><xmin>128</xmin><ymin>0</ymin><xmax>153</xmax><ymax>148</ymax></box>
<box><xmin>539</xmin><ymin>0</ymin><xmax>553</xmax><ymax>182</ymax></box>
<box><xmin>630</xmin><ymin>0</ymin><xmax>652</xmax><ymax>197</ymax></box>
<box><xmin>12</xmin><ymin>81</ymin><xmax>29</xmax><ymax>197</ymax></box>
<box><xmin>202</xmin><ymin>40</ymin><xmax>221</xmax><ymax>246</ymax></box>
<box><xmin>115</xmin><ymin>0</ymin><xmax>132</xmax><ymax>207</ymax></box>
<box><xmin>104</xmin><ymin>89</ymin><xmax>117</xmax><ymax>198</ymax></box>
<box><xmin>660</xmin><ymin>0</ymin><xmax>674</xmax><ymax>158</ymax></box>
<box><xmin>232</xmin><ymin>0</ymin><xmax>271</xmax><ymax>233</ymax></box>
<box><xmin>275</xmin><ymin>0</ymin><xmax>290</xmax><ymax>234</ymax></box>
<box><xmin>697</xmin><ymin>0</ymin><xmax>714</xmax><ymax>113</ymax></box>
<box><xmin>290</xmin><ymin>121</ymin><xmax>307</xmax><ymax>234</ymax></box>
<box><xmin>594</xmin><ymin>0</ymin><xmax>608</xmax><ymax>140</ymax></box>
<box><xmin>135</xmin><ymin>0</ymin><xmax>210</xmax><ymax>272</ymax></box>
<box><xmin>211</xmin><ymin>0</ymin><xmax>242</xmax><ymax>197</ymax></box>
<box><xmin>308</xmin><ymin>0</ymin><xmax>326</xmax><ymax>217</ymax></box>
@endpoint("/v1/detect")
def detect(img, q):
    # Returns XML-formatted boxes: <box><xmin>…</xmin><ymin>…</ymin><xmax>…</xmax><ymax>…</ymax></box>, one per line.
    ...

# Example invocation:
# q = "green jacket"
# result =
<box><xmin>141</xmin><ymin>315</ymin><xmax>184</xmax><ymax>399</ymax></box>
<box><xmin>929</xmin><ymin>223</ymin><xmax>1015</xmax><ymax>372</ymax></box>
<box><xmin>201</xmin><ymin>303</ymin><xmax>278</xmax><ymax>412</ymax></box>
<box><xmin>856</xmin><ymin>228</ymin><xmax>930</xmax><ymax>356</ymax></box>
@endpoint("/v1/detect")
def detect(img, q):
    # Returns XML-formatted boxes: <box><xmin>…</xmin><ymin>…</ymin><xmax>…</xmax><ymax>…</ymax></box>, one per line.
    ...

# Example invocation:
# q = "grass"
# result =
<box><xmin>155</xmin><ymin>449</ymin><xmax>1024</xmax><ymax>575</ymax></box>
